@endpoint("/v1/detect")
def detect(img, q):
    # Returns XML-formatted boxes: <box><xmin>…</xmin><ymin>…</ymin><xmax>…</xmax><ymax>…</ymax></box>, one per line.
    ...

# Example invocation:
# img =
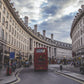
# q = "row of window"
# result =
<box><xmin>72</xmin><ymin>27</ymin><xmax>84</xmax><ymax>44</ymax></box>
<box><xmin>1</xmin><ymin>29</ymin><xmax>29</xmax><ymax>51</ymax></box>
<box><xmin>0</xmin><ymin>1</ymin><xmax>29</xmax><ymax>47</ymax></box>
<box><xmin>72</xmin><ymin>17</ymin><xmax>84</xmax><ymax>42</ymax></box>
<box><xmin>0</xmin><ymin>1</ymin><xmax>29</xmax><ymax>41</ymax></box>
<box><xmin>33</xmin><ymin>31</ymin><xmax>71</xmax><ymax>48</ymax></box>
<box><xmin>72</xmin><ymin>37</ymin><xmax>82</xmax><ymax>50</ymax></box>
<box><xmin>0</xmin><ymin>20</ymin><xmax>29</xmax><ymax>47</ymax></box>
<box><xmin>55</xmin><ymin>41</ymin><xmax>71</xmax><ymax>48</ymax></box>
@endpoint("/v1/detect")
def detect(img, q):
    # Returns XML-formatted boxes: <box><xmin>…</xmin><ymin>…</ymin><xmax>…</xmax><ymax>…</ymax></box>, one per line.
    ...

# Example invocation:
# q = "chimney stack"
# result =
<box><xmin>81</xmin><ymin>5</ymin><xmax>84</xmax><ymax>10</ymax></box>
<box><xmin>24</xmin><ymin>16</ymin><xmax>28</xmax><ymax>27</ymax></box>
<box><xmin>43</xmin><ymin>30</ymin><xmax>46</xmax><ymax>37</ymax></box>
<box><xmin>51</xmin><ymin>34</ymin><xmax>53</xmax><ymax>40</ymax></box>
<box><xmin>34</xmin><ymin>24</ymin><xmax>37</xmax><ymax>33</ymax></box>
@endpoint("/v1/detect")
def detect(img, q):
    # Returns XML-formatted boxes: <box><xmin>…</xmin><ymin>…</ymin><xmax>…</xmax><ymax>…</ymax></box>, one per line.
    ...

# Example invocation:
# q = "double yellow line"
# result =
<box><xmin>11</xmin><ymin>73</ymin><xmax>21</xmax><ymax>84</ymax></box>
<box><xmin>10</xmin><ymin>68</ymin><xmax>23</xmax><ymax>84</ymax></box>
<box><xmin>11</xmin><ymin>68</ymin><xmax>84</xmax><ymax>84</ymax></box>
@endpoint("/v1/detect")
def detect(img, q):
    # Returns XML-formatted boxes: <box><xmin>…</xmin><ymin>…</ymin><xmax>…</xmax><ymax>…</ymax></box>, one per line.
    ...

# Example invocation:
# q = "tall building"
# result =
<box><xmin>0</xmin><ymin>0</ymin><xmax>72</xmax><ymax>69</ymax></box>
<box><xmin>70</xmin><ymin>5</ymin><xmax>84</xmax><ymax>65</ymax></box>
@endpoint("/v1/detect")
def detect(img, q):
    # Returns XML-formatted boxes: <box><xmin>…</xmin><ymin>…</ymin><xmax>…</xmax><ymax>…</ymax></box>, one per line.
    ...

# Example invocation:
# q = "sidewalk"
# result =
<box><xmin>56</xmin><ymin>69</ymin><xmax>84</xmax><ymax>82</ymax></box>
<box><xmin>0</xmin><ymin>67</ymin><xmax>23</xmax><ymax>84</ymax></box>
<box><xmin>49</xmin><ymin>64</ymin><xmax>80</xmax><ymax>73</ymax></box>
<box><xmin>49</xmin><ymin>64</ymin><xmax>84</xmax><ymax>82</ymax></box>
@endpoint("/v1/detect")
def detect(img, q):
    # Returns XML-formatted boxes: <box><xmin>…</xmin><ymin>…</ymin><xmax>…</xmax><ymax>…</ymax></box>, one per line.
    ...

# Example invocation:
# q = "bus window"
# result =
<box><xmin>36</xmin><ymin>49</ymin><xmax>45</xmax><ymax>53</ymax></box>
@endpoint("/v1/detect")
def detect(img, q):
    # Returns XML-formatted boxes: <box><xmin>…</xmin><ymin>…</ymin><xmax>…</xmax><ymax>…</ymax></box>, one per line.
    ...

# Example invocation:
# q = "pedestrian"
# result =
<box><xmin>74</xmin><ymin>62</ymin><xmax>76</xmax><ymax>67</ymax></box>
<box><xmin>6</xmin><ymin>61</ymin><xmax>12</xmax><ymax>76</ymax></box>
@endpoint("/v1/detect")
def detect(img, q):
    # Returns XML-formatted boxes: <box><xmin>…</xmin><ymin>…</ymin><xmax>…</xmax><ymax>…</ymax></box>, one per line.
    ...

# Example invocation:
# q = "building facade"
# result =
<box><xmin>0</xmin><ymin>0</ymin><xmax>72</xmax><ymax>68</ymax></box>
<box><xmin>70</xmin><ymin>5</ymin><xmax>84</xmax><ymax>65</ymax></box>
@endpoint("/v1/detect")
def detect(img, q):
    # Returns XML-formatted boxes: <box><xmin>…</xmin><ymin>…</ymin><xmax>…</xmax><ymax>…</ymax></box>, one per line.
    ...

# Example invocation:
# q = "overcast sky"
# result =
<box><xmin>12</xmin><ymin>0</ymin><xmax>84</xmax><ymax>43</ymax></box>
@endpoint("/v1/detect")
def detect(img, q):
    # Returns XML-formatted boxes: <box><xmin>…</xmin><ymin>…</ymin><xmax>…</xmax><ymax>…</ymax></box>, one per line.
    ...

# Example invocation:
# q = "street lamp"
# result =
<box><xmin>19</xmin><ymin>51</ymin><xmax>21</xmax><ymax>67</ymax></box>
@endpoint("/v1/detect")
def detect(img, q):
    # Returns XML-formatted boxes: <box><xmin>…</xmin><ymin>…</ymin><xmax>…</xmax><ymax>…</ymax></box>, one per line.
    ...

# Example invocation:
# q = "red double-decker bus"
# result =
<box><xmin>34</xmin><ymin>48</ymin><xmax>48</xmax><ymax>71</ymax></box>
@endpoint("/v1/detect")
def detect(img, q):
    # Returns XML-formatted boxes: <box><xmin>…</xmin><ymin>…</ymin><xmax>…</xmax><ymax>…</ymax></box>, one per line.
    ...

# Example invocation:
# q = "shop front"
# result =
<box><xmin>76</xmin><ymin>49</ymin><xmax>84</xmax><ymax>66</ymax></box>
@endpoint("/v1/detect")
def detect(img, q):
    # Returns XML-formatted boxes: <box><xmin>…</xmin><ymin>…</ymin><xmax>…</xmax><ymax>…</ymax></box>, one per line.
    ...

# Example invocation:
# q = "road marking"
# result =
<box><xmin>10</xmin><ymin>68</ymin><xmax>23</xmax><ymax>84</ymax></box>
<box><xmin>10</xmin><ymin>73</ymin><xmax>21</xmax><ymax>84</ymax></box>
<box><xmin>54</xmin><ymin>71</ymin><xmax>84</xmax><ymax>84</ymax></box>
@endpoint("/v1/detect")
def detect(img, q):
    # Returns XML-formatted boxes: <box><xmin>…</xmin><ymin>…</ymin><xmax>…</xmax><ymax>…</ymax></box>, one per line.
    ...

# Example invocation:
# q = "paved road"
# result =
<box><xmin>49</xmin><ymin>64</ymin><xmax>80</xmax><ymax>73</ymax></box>
<box><xmin>15</xmin><ymin>65</ymin><xmax>82</xmax><ymax>84</ymax></box>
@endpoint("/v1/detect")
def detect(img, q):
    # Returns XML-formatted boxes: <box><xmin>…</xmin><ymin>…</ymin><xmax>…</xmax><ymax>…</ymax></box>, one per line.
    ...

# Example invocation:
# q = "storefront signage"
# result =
<box><xmin>10</xmin><ymin>52</ymin><xmax>15</xmax><ymax>59</ymax></box>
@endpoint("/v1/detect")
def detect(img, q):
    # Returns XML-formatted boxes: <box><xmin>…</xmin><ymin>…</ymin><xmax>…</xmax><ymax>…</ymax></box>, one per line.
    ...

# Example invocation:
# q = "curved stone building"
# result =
<box><xmin>70</xmin><ymin>5</ymin><xmax>84</xmax><ymax>64</ymax></box>
<box><xmin>0</xmin><ymin>0</ymin><xmax>72</xmax><ymax>67</ymax></box>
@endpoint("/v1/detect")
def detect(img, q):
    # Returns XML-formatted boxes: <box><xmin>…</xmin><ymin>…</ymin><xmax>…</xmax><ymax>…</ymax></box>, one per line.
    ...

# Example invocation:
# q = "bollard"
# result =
<box><xmin>60</xmin><ymin>65</ymin><xmax>62</xmax><ymax>71</ymax></box>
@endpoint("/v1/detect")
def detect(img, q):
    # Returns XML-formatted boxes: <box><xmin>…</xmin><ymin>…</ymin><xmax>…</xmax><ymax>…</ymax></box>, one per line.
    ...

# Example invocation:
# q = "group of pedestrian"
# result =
<box><xmin>71</xmin><ymin>61</ymin><xmax>81</xmax><ymax>67</ymax></box>
<box><xmin>6</xmin><ymin>60</ymin><xmax>17</xmax><ymax>75</ymax></box>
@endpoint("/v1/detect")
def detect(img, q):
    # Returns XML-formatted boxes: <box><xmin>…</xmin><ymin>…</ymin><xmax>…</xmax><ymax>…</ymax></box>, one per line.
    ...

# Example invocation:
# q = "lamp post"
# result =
<box><xmin>19</xmin><ymin>51</ymin><xmax>21</xmax><ymax>67</ymax></box>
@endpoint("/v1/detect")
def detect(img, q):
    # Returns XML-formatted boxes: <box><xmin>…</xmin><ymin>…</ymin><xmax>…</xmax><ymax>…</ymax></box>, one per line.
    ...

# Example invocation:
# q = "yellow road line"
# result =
<box><xmin>11</xmin><ymin>69</ymin><xmax>84</xmax><ymax>84</ymax></box>
<box><xmin>10</xmin><ymin>73</ymin><xmax>21</xmax><ymax>84</ymax></box>
<box><xmin>10</xmin><ymin>68</ymin><xmax>23</xmax><ymax>84</ymax></box>
<box><xmin>54</xmin><ymin>71</ymin><xmax>84</xmax><ymax>84</ymax></box>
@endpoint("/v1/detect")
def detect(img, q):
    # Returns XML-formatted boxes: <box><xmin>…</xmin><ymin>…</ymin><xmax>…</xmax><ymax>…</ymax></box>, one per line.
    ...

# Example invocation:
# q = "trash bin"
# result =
<box><xmin>6</xmin><ymin>66</ymin><xmax>12</xmax><ymax>76</ymax></box>
<box><xmin>60</xmin><ymin>65</ymin><xmax>62</xmax><ymax>70</ymax></box>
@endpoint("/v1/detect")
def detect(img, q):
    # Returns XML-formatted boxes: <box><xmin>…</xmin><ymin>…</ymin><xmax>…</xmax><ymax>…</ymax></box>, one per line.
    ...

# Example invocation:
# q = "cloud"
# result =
<box><xmin>42</xmin><ymin>5</ymin><xmax>59</xmax><ymax>16</ymax></box>
<box><xmin>11</xmin><ymin>0</ymin><xmax>82</xmax><ymax>43</ymax></box>
<box><xmin>12</xmin><ymin>0</ymin><xmax>47</xmax><ymax>21</ymax></box>
<box><xmin>38</xmin><ymin>13</ymin><xmax>76</xmax><ymax>43</ymax></box>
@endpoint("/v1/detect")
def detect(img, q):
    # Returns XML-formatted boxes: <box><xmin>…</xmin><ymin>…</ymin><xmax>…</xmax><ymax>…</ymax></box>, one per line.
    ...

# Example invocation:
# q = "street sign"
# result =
<box><xmin>10</xmin><ymin>52</ymin><xmax>15</xmax><ymax>59</ymax></box>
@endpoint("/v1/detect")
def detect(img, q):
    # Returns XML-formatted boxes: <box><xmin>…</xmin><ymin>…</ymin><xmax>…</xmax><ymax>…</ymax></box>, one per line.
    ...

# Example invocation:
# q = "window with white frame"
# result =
<box><xmin>2</xmin><ymin>17</ymin><xmax>5</xmax><ymax>25</ymax></box>
<box><xmin>9</xmin><ymin>35</ymin><xmax>10</xmax><ymax>43</ymax></box>
<box><xmin>7</xmin><ymin>12</ymin><xmax>9</xmax><ymax>18</ymax></box>
<box><xmin>3</xmin><ymin>7</ymin><xmax>5</xmax><ymax>14</ymax></box>
<box><xmin>2</xmin><ymin>29</ymin><xmax>4</xmax><ymax>40</ymax></box>
<box><xmin>6</xmin><ymin>21</ymin><xmax>8</xmax><ymax>29</ymax></box>
<box><xmin>9</xmin><ymin>25</ymin><xmax>11</xmax><ymax>32</ymax></box>
<box><xmin>5</xmin><ymin>32</ymin><xmax>7</xmax><ymax>41</ymax></box>
<box><xmin>10</xmin><ymin>16</ymin><xmax>12</xmax><ymax>22</ymax></box>
<box><xmin>0</xmin><ymin>1</ymin><xmax>2</xmax><ymax>8</ymax></box>
<box><xmin>0</xmin><ymin>12</ymin><xmax>1</xmax><ymax>22</ymax></box>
